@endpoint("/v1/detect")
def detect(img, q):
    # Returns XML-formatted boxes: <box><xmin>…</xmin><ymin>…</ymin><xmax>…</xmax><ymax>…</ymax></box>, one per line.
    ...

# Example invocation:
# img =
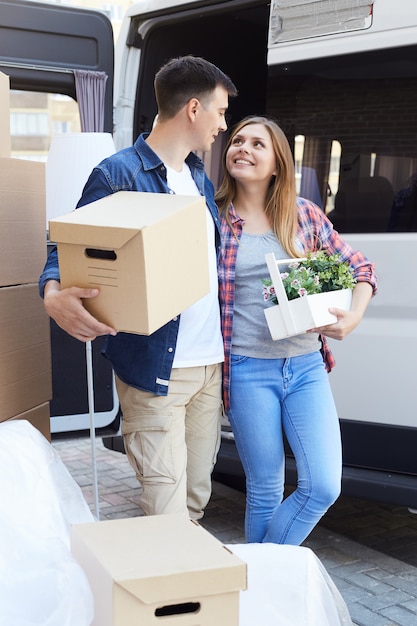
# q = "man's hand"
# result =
<box><xmin>43</xmin><ymin>280</ymin><xmax>117</xmax><ymax>342</ymax></box>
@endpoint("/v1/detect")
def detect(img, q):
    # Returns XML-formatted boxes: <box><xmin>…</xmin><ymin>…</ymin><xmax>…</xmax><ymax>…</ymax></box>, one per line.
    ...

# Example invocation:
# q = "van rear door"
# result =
<box><xmin>0</xmin><ymin>0</ymin><xmax>118</xmax><ymax>435</ymax></box>
<box><xmin>0</xmin><ymin>0</ymin><xmax>114</xmax><ymax>130</ymax></box>
<box><xmin>114</xmin><ymin>0</ymin><xmax>417</xmax><ymax>507</ymax></box>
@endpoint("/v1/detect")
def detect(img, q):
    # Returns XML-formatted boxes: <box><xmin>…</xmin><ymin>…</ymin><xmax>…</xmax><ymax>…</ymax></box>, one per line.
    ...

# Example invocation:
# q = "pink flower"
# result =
<box><xmin>263</xmin><ymin>284</ymin><xmax>275</xmax><ymax>300</ymax></box>
<box><xmin>298</xmin><ymin>288</ymin><xmax>308</xmax><ymax>297</ymax></box>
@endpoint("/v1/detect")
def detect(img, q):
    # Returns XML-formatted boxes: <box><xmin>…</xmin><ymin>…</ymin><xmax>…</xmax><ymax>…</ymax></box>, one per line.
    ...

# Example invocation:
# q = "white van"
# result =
<box><xmin>2</xmin><ymin>0</ymin><xmax>417</xmax><ymax>507</ymax></box>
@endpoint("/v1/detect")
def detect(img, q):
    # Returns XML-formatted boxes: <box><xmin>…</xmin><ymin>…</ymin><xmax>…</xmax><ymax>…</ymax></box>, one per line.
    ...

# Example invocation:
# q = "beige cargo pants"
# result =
<box><xmin>116</xmin><ymin>363</ymin><xmax>222</xmax><ymax>520</ymax></box>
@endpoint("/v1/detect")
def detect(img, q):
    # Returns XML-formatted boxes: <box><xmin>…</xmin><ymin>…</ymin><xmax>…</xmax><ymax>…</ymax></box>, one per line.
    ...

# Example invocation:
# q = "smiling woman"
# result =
<box><xmin>216</xmin><ymin>115</ymin><xmax>376</xmax><ymax>546</ymax></box>
<box><xmin>228</xmin><ymin>125</ymin><xmax>278</xmax><ymax>195</ymax></box>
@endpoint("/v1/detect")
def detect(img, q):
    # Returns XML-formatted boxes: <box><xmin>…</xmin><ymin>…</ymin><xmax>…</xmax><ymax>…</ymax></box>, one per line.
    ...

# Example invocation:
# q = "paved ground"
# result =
<box><xmin>53</xmin><ymin>435</ymin><xmax>417</xmax><ymax>626</ymax></box>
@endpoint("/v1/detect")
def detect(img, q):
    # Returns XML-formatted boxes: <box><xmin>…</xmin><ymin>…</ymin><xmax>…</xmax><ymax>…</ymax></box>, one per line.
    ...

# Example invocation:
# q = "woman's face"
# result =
<box><xmin>226</xmin><ymin>123</ymin><xmax>277</xmax><ymax>185</ymax></box>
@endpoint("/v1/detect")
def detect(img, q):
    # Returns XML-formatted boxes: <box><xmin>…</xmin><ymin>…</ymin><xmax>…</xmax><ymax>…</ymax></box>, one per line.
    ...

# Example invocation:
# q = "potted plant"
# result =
<box><xmin>262</xmin><ymin>251</ymin><xmax>356</xmax><ymax>340</ymax></box>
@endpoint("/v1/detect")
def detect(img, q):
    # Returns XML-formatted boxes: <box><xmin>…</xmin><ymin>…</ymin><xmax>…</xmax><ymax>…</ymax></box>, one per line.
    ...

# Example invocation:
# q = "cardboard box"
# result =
<box><xmin>0</xmin><ymin>158</ymin><xmax>46</xmax><ymax>287</ymax></box>
<box><xmin>0</xmin><ymin>284</ymin><xmax>52</xmax><ymax>421</ymax></box>
<box><xmin>0</xmin><ymin>71</ymin><xmax>11</xmax><ymax>157</ymax></box>
<box><xmin>9</xmin><ymin>402</ymin><xmax>51</xmax><ymax>441</ymax></box>
<box><xmin>71</xmin><ymin>515</ymin><xmax>247</xmax><ymax>626</ymax></box>
<box><xmin>49</xmin><ymin>191</ymin><xmax>210</xmax><ymax>335</ymax></box>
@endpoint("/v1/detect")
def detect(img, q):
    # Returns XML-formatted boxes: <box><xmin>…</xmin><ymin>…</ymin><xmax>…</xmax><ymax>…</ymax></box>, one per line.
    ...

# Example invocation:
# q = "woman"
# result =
<box><xmin>216</xmin><ymin>116</ymin><xmax>377</xmax><ymax>545</ymax></box>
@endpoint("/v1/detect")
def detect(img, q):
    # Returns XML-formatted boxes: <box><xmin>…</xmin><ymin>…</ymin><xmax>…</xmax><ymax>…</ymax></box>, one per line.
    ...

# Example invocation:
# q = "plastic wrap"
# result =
<box><xmin>0</xmin><ymin>420</ymin><xmax>94</xmax><ymax>626</ymax></box>
<box><xmin>0</xmin><ymin>420</ymin><xmax>352</xmax><ymax>626</ymax></box>
<box><xmin>228</xmin><ymin>543</ymin><xmax>352</xmax><ymax>626</ymax></box>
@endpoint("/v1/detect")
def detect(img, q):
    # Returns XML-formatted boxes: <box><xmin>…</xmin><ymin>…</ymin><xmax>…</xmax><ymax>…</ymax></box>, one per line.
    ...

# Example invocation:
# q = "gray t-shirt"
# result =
<box><xmin>231</xmin><ymin>231</ymin><xmax>320</xmax><ymax>359</ymax></box>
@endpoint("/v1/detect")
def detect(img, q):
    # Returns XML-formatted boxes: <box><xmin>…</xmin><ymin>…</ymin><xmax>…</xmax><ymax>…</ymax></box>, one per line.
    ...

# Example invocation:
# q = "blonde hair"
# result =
<box><xmin>215</xmin><ymin>116</ymin><xmax>301</xmax><ymax>257</ymax></box>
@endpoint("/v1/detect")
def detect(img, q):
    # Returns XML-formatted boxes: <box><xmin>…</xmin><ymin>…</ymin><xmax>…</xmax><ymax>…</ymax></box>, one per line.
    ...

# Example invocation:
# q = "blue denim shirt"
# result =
<box><xmin>39</xmin><ymin>133</ymin><xmax>221</xmax><ymax>396</ymax></box>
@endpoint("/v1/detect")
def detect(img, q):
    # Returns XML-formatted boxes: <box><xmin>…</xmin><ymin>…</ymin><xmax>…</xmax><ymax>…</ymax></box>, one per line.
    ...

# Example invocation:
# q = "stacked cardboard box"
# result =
<box><xmin>0</xmin><ymin>71</ymin><xmax>52</xmax><ymax>440</ymax></box>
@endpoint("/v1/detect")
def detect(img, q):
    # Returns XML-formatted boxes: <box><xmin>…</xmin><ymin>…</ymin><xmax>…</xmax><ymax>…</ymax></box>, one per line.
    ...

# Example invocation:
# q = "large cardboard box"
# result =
<box><xmin>49</xmin><ymin>191</ymin><xmax>210</xmax><ymax>335</ymax></box>
<box><xmin>0</xmin><ymin>158</ymin><xmax>46</xmax><ymax>287</ymax></box>
<box><xmin>0</xmin><ymin>284</ymin><xmax>52</xmax><ymax>421</ymax></box>
<box><xmin>71</xmin><ymin>515</ymin><xmax>247</xmax><ymax>626</ymax></box>
<box><xmin>9</xmin><ymin>402</ymin><xmax>51</xmax><ymax>441</ymax></box>
<box><xmin>0</xmin><ymin>71</ymin><xmax>11</xmax><ymax>157</ymax></box>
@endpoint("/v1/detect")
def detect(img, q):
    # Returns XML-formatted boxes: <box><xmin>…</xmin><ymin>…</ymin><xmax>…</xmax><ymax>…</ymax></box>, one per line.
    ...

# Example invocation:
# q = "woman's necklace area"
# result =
<box><xmin>236</xmin><ymin>205</ymin><xmax>272</xmax><ymax>235</ymax></box>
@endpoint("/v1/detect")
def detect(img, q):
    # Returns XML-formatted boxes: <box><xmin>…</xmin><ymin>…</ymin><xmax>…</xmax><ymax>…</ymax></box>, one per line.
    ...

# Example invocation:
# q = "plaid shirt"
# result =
<box><xmin>219</xmin><ymin>197</ymin><xmax>377</xmax><ymax>411</ymax></box>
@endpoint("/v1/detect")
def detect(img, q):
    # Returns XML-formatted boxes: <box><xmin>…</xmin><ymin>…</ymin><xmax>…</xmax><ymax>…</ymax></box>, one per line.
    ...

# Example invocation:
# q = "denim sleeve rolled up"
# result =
<box><xmin>38</xmin><ymin>133</ymin><xmax>220</xmax><ymax>396</ymax></box>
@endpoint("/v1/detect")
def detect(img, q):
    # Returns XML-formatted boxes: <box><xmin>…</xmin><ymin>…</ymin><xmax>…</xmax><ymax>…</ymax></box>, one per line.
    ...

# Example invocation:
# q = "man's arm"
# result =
<box><xmin>40</xmin><ymin>164</ymin><xmax>118</xmax><ymax>342</ymax></box>
<box><xmin>43</xmin><ymin>280</ymin><xmax>117</xmax><ymax>342</ymax></box>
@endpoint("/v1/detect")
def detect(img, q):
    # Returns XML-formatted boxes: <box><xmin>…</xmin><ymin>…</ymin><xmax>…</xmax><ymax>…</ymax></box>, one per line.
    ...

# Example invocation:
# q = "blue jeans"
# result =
<box><xmin>228</xmin><ymin>352</ymin><xmax>342</xmax><ymax>545</ymax></box>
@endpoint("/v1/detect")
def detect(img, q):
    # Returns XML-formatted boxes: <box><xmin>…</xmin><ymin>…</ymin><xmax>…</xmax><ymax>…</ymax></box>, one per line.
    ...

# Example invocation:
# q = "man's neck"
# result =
<box><xmin>145</xmin><ymin>122</ymin><xmax>190</xmax><ymax>171</ymax></box>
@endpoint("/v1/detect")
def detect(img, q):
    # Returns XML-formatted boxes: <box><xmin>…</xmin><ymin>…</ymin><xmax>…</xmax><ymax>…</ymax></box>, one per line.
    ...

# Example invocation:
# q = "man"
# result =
<box><xmin>39</xmin><ymin>56</ymin><xmax>237</xmax><ymax>519</ymax></box>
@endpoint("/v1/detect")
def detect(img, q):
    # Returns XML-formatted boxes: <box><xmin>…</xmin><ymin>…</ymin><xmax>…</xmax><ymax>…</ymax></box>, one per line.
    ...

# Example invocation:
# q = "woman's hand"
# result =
<box><xmin>310</xmin><ymin>281</ymin><xmax>373</xmax><ymax>340</ymax></box>
<box><xmin>310</xmin><ymin>307</ymin><xmax>362</xmax><ymax>340</ymax></box>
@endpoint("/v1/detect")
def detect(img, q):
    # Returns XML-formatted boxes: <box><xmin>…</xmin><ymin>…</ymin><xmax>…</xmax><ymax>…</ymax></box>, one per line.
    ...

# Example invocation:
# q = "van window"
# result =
<box><xmin>10</xmin><ymin>90</ymin><xmax>80</xmax><ymax>161</ymax></box>
<box><xmin>294</xmin><ymin>136</ymin><xmax>341</xmax><ymax>215</ymax></box>
<box><xmin>269</xmin><ymin>0</ymin><xmax>373</xmax><ymax>44</ymax></box>
<box><xmin>267</xmin><ymin>44</ymin><xmax>417</xmax><ymax>232</ymax></box>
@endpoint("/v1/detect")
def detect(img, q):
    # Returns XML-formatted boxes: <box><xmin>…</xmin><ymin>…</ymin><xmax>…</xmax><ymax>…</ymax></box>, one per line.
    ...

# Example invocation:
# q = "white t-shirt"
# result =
<box><xmin>166</xmin><ymin>163</ymin><xmax>224</xmax><ymax>367</ymax></box>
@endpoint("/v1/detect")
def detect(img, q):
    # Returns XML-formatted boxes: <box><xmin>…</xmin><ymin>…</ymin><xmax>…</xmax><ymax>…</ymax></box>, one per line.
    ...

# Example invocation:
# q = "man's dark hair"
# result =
<box><xmin>154</xmin><ymin>55</ymin><xmax>237</xmax><ymax>120</ymax></box>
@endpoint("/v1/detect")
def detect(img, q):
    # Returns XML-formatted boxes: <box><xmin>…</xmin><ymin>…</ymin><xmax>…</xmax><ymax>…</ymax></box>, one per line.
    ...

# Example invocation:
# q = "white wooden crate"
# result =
<box><xmin>264</xmin><ymin>252</ymin><xmax>352</xmax><ymax>340</ymax></box>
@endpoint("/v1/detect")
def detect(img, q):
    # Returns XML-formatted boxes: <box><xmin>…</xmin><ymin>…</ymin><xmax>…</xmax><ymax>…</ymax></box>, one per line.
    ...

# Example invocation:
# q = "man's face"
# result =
<box><xmin>193</xmin><ymin>86</ymin><xmax>229</xmax><ymax>152</ymax></box>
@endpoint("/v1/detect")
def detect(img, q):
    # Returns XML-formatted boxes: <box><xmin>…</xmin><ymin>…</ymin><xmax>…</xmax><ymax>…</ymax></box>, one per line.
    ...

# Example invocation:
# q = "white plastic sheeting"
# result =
<box><xmin>0</xmin><ymin>420</ymin><xmax>94</xmax><ymax>626</ymax></box>
<box><xmin>229</xmin><ymin>543</ymin><xmax>353</xmax><ymax>626</ymax></box>
<box><xmin>0</xmin><ymin>420</ymin><xmax>352</xmax><ymax>626</ymax></box>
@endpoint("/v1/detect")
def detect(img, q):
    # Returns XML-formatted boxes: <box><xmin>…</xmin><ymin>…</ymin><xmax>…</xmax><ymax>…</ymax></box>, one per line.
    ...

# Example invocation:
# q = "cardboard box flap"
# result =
<box><xmin>49</xmin><ymin>190</ymin><xmax>205</xmax><ymax>249</ymax></box>
<box><xmin>50</xmin><ymin>218</ymin><xmax>139</xmax><ymax>249</ymax></box>
<box><xmin>72</xmin><ymin>516</ymin><xmax>247</xmax><ymax>605</ymax></box>
<box><xmin>117</xmin><ymin>551</ymin><xmax>246</xmax><ymax>605</ymax></box>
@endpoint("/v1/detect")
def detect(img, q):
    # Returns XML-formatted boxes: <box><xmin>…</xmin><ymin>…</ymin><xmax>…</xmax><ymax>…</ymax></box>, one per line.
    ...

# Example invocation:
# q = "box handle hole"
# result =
<box><xmin>85</xmin><ymin>248</ymin><xmax>117</xmax><ymax>261</ymax></box>
<box><xmin>155</xmin><ymin>601</ymin><xmax>200</xmax><ymax>617</ymax></box>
